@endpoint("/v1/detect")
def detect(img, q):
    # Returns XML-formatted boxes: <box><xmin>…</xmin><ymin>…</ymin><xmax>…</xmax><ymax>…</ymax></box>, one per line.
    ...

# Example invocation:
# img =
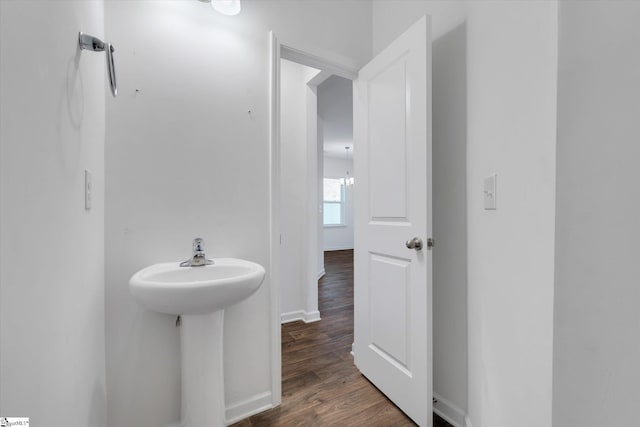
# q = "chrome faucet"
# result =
<box><xmin>180</xmin><ymin>238</ymin><xmax>214</xmax><ymax>267</ymax></box>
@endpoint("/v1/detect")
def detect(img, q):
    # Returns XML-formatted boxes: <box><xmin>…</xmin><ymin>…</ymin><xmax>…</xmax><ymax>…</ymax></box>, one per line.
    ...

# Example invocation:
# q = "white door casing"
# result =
<box><xmin>353</xmin><ymin>15</ymin><xmax>433</xmax><ymax>427</ymax></box>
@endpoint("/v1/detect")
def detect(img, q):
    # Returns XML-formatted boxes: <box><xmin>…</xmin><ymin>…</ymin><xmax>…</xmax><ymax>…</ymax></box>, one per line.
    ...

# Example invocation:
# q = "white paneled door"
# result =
<box><xmin>353</xmin><ymin>16</ymin><xmax>433</xmax><ymax>427</ymax></box>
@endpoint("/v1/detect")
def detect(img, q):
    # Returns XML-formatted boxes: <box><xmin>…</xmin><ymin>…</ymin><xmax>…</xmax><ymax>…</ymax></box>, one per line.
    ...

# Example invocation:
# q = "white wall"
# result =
<box><xmin>430</xmin><ymin>13</ymin><xmax>467</xmax><ymax>427</ymax></box>
<box><xmin>317</xmin><ymin>116</ymin><xmax>325</xmax><ymax>277</ymax></box>
<box><xmin>280</xmin><ymin>59</ymin><xmax>320</xmax><ymax>322</ymax></box>
<box><xmin>0</xmin><ymin>1</ymin><xmax>107</xmax><ymax>426</ymax></box>
<box><xmin>373</xmin><ymin>2</ymin><xmax>558</xmax><ymax>427</ymax></box>
<box><xmin>322</xmin><ymin>156</ymin><xmax>354</xmax><ymax>251</ymax></box>
<box><xmin>318</xmin><ymin>75</ymin><xmax>354</xmax><ymax>156</ymax></box>
<box><xmin>465</xmin><ymin>5</ymin><xmax>557</xmax><ymax>426</ymax></box>
<box><xmin>465</xmin><ymin>4</ymin><xmax>557</xmax><ymax>426</ymax></box>
<box><xmin>318</xmin><ymin>75</ymin><xmax>354</xmax><ymax>252</ymax></box>
<box><xmin>553</xmin><ymin>2</ymin><xmax>640</xmax><ymax>426</ymax></box>
<box><xmin>104</xmin><ymin>2</ymin><xmax>372</xmax><ymax>426</ymax></box>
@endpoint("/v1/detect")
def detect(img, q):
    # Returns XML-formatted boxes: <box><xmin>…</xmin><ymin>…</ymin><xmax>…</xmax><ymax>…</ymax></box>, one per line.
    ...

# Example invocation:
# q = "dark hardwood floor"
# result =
<box><xmin>232</xmin><ymin>250</ymin><xmax>451</xmax><ymax>427</ymax></box>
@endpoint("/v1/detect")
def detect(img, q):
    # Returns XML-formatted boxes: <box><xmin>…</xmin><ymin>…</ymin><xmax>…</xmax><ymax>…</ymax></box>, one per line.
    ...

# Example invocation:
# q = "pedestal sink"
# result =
<box><xmin>129</xmin><ymin>258</ymin><xmax>266</xmax><ymax>427</ymax></box>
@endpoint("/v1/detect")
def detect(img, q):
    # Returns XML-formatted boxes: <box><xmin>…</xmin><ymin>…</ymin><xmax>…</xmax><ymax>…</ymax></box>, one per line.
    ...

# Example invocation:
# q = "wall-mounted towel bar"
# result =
<box><xmin>78</xmin><ymin>32</ymin><xmax>117</xmax><ymax>97</ymax></box>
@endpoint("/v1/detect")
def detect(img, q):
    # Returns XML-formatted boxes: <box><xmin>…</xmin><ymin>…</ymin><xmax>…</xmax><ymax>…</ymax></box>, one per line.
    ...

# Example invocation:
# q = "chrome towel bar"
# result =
<box><xmin>78</xmin><ymin>32</ymin><xmax>117</xmax><ymax>97</ymax></box>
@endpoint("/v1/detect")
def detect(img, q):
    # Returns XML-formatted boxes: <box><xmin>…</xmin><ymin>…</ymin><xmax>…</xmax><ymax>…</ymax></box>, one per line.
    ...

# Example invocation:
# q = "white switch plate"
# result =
<box><xmin>85</xmin><ymin>170</ymin><xmax>92</xmax><ymax>210</ymax></box>
<box><xmin>484</xmin><ymin>173</ymin><xmax>497</xmax><ymax>210</ymax></box>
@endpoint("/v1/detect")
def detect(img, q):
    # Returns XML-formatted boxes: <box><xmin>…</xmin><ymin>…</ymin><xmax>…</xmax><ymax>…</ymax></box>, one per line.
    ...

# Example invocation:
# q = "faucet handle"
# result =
<box><xmin>193</xmin><ymin>237</ymin><xmax>205</xmax><ymax>254</ymax></box>
<box><xmin>180</xmin><ymin>237</ymin><xmax>214</xmax><ymax>267</ymax></box>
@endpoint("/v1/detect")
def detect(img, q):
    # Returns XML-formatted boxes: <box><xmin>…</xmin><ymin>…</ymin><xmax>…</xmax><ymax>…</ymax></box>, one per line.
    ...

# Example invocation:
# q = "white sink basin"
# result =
<box><xmin>130</xmin><ymin>257</ymin><xmax>266</xmax><ymax>427</ymax></box>
<box><xmin>129</xmin><ymin>258</ymin><xmax>265</xmax><ymax>315</ymax></box>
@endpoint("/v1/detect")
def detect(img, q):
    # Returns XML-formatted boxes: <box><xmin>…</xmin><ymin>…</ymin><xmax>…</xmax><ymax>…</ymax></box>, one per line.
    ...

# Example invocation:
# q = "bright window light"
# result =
<box><xmin>323</xmin><ymin>178</ymin><xmax>345</xmax><ymax>226</ymax></box>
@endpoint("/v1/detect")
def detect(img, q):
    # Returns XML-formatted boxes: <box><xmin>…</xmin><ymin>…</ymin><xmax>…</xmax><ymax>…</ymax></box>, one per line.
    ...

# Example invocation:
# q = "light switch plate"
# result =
<box><xmin>484</xmin><ymin>174</ymin><xmax>497</xmax><ymax>210</ymax></box>
<box><xmin>85</xmin><ymin>170</ymin><xmax>92</xmax><ymax>210</ymax></box>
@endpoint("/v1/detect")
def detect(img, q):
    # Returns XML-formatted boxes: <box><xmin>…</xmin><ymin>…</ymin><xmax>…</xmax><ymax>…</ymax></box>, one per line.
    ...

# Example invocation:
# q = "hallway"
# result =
<box><xmin>233</xmin><ymin>250</ymin><xmax>450</xmax><ymax>426</ymax></box>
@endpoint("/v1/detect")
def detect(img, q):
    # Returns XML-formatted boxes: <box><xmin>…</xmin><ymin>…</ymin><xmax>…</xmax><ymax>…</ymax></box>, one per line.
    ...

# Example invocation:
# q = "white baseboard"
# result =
<box><xmin>433</xmin><ymin>393</ymin><xmax>466</xmax><ymax>427</ymax></box>
<box><xmin>281</xmin><ymin>310</ymin><xmax>321</xmax><ymax>324</ymax></box>
<box><xmin>304</xmin><ymin>310</ymin><xmax>321</xmax><ymax>323</ymax></box>
<box><xmin>324</xmin><ymin>246</ymin><xmax>354</xmax><ymax>251</ymax></box>
<box><xmin>317</xmin><ymin>268</ymin><xmax>326</xmax><ymax>280</ymax></box>
<box><xmin>225</xmin><ymin>391</ymin><xmax>273</xmax><ymax>425</ymax></box>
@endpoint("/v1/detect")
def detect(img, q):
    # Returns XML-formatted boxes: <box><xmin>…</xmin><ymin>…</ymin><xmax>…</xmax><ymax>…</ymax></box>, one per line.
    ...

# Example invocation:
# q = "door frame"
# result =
<box><xmin>268</xmin><ymin>32</ymin><xmax>358</xmax><ymax>407</ymax></box>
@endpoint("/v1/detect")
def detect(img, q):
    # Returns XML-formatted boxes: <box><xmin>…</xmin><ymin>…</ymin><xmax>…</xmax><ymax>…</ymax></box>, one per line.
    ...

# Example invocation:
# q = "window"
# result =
<box><xmin>323</xmin><ymin>178</ymin><xmax>345</xmax><ymax>226</ymax></box>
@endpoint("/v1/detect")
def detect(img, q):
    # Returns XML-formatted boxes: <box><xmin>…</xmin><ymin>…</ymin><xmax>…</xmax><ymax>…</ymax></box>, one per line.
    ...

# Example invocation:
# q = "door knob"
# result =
<box><xmin>406</xmin><ymin>237</ymin><xmax>423</xmax><ymax>250</ymax></box>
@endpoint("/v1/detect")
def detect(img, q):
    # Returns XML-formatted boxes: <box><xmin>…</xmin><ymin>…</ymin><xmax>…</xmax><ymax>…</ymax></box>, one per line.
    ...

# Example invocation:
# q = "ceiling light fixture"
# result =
<box><xmin>210</xmin><ymin>0</ymin><xmax>241</xmax><ymax>16</ymax></box>
<box><xmin>344</xmin><ymin>146</ymin><xmax>354</xmax><ymax>187</ymax></box>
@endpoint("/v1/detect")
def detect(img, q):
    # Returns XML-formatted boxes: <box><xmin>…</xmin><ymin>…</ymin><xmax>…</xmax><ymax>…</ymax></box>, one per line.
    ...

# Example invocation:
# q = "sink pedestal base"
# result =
<box><xmin>180</xmin><ymin>310</ymin><xmax>226</xmax><ymax>427</ymax></box>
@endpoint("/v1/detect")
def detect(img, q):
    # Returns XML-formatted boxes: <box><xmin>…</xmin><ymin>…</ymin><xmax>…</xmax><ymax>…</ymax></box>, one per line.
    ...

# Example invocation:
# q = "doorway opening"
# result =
<box><xmin>277</xmin><ymin>54</ymin><xmax>360</xmax><ymax>421</ymax></box>
<box><xmin>278</xmin><ymin>61</ymin><xmax>355</xmax><ymax>324</ymax></box>
<box><xmin>267</xmin><ymin>33</ymin><xmax>358</xmax><ymax>409</ymax></box>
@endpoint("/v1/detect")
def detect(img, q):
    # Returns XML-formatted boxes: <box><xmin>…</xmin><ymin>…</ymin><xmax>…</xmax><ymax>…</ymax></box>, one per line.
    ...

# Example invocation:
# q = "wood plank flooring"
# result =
<box><xmin>232</xmin><ymin>250</ymin><xmax>451</xmax><ymax>427</ymax></box>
